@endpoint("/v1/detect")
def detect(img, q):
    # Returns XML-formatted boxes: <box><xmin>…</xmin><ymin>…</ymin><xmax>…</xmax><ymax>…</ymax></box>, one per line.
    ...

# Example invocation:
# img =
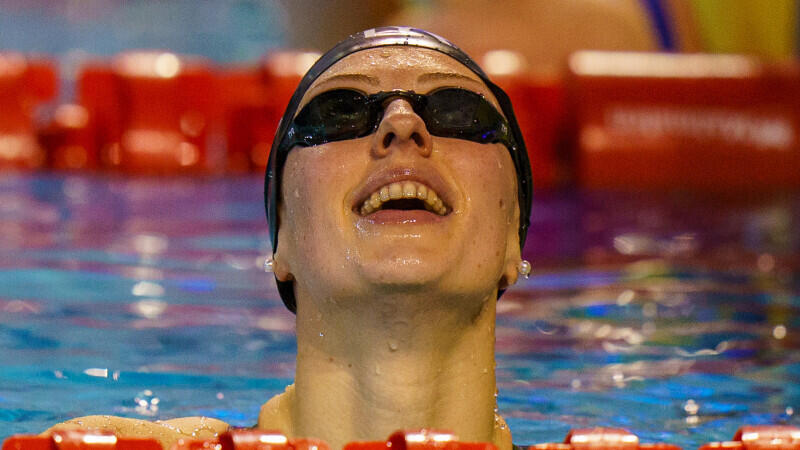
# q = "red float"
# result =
<box><xmin>2</xmin><ymin>430</ymin><xmax>160</xmax><ymax>450</ymax></box>
<box><xmin>0</xmin><ymin>53</ymin><xmax>57</xmax><ymax>169</ymax></box>
<box><xmin>102</xmin><ymin>51</ymin><xmax>220</xmax><ymax>174</ymax></box>
<box><xmin>568</xmin><ymin>51</ymin><xmax>800</xmax><ymax>191</ymax></box>
<box><xmin>700</xmin><ymin>425</ymin><xmax>800</xmax><ymax>450</ymax></box>
<box><xmin>481</xmin><ymin>50</ymin><xmax>569</xmax><ymax>190</ymax></box>
<box><xmin>221</xmin><ymin>50</ymin><xmax>320</xmax><ymax>173</ymax></box>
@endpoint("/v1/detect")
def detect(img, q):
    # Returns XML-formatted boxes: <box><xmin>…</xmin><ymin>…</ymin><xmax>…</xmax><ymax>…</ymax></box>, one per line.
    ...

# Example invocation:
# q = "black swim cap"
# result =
<box><xmin>265</xmin><ymin>27</ymin><xmax>532</xmax><ymax>313</ymax></box>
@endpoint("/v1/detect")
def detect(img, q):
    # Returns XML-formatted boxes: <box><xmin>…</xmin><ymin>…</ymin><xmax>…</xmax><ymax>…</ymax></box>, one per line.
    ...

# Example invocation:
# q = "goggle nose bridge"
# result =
<box><xmin>360</xmin><ymin>91</ymin><xmax>429</xmax><ymax>136</ymax></box>
<box><xmin>373</xmin><ymin>90</ymin><xmax>428</xmax><ymax>114</ymax></box>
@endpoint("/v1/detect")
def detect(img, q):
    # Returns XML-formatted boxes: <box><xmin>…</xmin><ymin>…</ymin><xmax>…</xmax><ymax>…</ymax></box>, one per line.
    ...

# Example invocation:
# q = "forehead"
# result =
<box><xmin>299</xmin><ymin>47</ymin><xmax>498</xmax><ymax>109</ymax></box>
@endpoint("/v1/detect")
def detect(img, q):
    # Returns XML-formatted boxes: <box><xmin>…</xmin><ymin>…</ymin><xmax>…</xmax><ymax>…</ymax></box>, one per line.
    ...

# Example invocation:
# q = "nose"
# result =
<box><xmin>371</xmin><ymin>98</ymin><xmax>433</xmax><ymax>158</ymax></box>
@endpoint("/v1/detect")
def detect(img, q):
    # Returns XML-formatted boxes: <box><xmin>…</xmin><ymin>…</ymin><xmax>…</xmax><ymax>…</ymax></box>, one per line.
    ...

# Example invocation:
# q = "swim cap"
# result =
<box><xmin>266</xmin><ymin>27</ymin><xmax>532</xmax><ymax>313</ymax></box>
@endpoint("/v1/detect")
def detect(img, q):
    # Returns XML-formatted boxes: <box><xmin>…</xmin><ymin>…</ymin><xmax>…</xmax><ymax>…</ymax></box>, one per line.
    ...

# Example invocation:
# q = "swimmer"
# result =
<box><xmin>46</xmin><ymin>27</ymin><xmax>533</xmax><ymax>450</ymax></box>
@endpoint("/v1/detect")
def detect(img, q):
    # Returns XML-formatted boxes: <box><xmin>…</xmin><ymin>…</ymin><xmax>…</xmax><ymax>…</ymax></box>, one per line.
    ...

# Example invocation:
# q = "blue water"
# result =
<box><xmin>1</xmin><ymin>173</ymin><xmax>798</xmax><ymax>448</ymax></box>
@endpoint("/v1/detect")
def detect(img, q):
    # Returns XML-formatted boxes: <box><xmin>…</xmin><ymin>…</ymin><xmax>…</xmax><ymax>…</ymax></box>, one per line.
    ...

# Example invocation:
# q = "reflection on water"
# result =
<box><xmin>0</xmin><ymin>174</ymin><xmax>798</xmax><ymax>447</ymax></box>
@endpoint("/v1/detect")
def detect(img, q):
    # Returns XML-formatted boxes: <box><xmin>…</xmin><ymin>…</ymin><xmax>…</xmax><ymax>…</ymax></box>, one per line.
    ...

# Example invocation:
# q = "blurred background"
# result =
<box><xmin>1</xmin><ymin>2</ymin><xmax>799</xmax><ymax>449</ymax></box>
<box><xmin>1</xmin><ymin>0</ymin><xmax>799</xmax><ymax>188</ymax></box>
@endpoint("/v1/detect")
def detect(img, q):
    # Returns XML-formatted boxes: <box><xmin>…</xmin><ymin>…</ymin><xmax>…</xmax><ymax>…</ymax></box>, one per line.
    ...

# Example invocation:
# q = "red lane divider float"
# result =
<box><xmin>2</xmin><ymin>429</ymin><xmax>491</xmax><ymax>450</ymax></box>
<box><xmin>480</xmin><ymin>50</ymin><xmax>569</xmax><ymax>191</ymax></box>
<box><xmin>220</xmin><ymin>51</ymin><xmax>319</xmax><ymax>173</ymax></box>
<box><xmin>68</xmin><ymin>52</ymin><xmax>223</xmax><ymax>174</ymax></box>
<box><xmin>4</xmin><ymin>422</ymin><xmax>799</xmax><ymax>450</ymax></box>
<box><xmin>344</xmin><ymin>429</ymin><xmax>495</xmax><ymax>450</ymax></box>
<box><xmin>0</xmin><ymin>53</ymin><xmax>57</xmax><ymax>169</ymax></box>
<box><xmin>107</xmin><ymin>51</ymin><xmax>220</xmax><ymax>174</ymax></box>
<box><xmin>530</xmin><ymin>427</ymin><xmax>679</xmax><ymax>450</ymax></box>
<box><xmin>700</xmin><ymin>425</ymin><xmax>800</xmax><ymax>450</ymax></box>
<box><xmin>568</xmin><ymin>51</ymin><xmax>800</xmax><ymax>191</ymax></box>
<box><xmin>66</xmin><ymin>50</ymin><xmax>319</xmax><ymax>174</ymax></box>
<box><xmin>9</xmin><ymin>46</ymin><xmax>800</xmax><ymax>192</ymax></box>
<box><xmin>172</xmin><ymin>429</ymin><xmax>327</xmax><ymax>450</ymax></box>
<box><xmin>3</xmin><ymin>430</ymin><xmax>160</xmax><ymax>450</ymax></box>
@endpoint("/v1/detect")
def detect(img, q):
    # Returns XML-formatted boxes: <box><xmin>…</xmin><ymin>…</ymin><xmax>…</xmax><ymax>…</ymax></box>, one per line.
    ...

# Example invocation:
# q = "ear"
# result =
<box><xmin>272</xmin><ymin>204</ymin><xmax>294</xmax><ymax>283</ymax></box>
<box><xmin>498</xmin><ymin>203</ymin><xmax>522</xmax><ymax>290</ymax></box>
<box><xmin>272</xmin><ymin>251</ymin><xmax>294</xmax><ymax>282</ymax></box>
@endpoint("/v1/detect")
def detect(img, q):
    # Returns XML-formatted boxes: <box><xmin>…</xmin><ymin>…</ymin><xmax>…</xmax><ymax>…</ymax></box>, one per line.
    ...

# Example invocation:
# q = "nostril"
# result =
<box><xmin>411</xmin><ymin>132</ymin><xmax>424</xmax><ymax>147</ymax></box>
<box><xmin>383</xmin><ymin>132</ymin><xmax>395</xmax><ymax>148</ymax></box>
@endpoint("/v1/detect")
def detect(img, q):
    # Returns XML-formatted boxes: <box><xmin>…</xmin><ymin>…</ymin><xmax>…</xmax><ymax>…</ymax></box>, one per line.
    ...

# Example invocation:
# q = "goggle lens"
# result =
<box><xmin>425</xmin><ymin>88</ymin><xmax>507</xmax><ymax>143</ymax></box>
<box><xmin>288</xmin><ymin>88</ymin><xmax>511</xmax><ymax>148</ymax></box>
<box><xmin>293</xmin><ymin>89</ymin><xmax>374</xmax><ymax>142</ymax></box>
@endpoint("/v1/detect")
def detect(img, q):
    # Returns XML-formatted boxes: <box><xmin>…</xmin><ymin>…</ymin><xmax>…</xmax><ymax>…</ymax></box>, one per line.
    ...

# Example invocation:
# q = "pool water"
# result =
<box><xmin>1</xmin><ymin>173</ymin><xmax>798</xmax><ymax>448</ymax></box>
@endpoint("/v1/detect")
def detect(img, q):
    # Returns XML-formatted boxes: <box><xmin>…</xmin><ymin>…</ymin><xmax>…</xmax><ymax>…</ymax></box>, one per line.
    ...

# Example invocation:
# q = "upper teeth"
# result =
<box><xmin>359</xmin><ymin>181</ymin><xmax>448</xmax><ymax>216</ymax></box>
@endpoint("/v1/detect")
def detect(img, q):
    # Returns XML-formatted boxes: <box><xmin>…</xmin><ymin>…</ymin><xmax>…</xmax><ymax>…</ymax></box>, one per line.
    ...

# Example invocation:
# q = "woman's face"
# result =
<box><xmin>275</xmin><ymin>47</ymin><xmax>521</xmax><ymax>315</ymax></box>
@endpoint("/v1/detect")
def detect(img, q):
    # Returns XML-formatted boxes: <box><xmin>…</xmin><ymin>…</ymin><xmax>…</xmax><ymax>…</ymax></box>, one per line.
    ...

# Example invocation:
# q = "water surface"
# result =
<box><xmin>1</xmin><ymin>173</ymin><xmax>798</xmax><ymax>448</ymax></box>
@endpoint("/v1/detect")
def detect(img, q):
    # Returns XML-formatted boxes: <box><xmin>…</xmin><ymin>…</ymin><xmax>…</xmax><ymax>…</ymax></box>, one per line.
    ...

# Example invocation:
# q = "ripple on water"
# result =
<box><xmin>2</xmin><ymin>175</ymin><xmax>799</xmax><ymax>449</ymax></box>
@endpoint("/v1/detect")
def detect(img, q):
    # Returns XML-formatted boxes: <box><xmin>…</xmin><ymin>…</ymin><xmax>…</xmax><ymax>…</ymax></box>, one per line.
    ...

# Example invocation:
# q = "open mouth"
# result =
<box><xmin>357</xmin><ymin>181</ymin><xmax>449</xmax><ymax>217</ymax></box>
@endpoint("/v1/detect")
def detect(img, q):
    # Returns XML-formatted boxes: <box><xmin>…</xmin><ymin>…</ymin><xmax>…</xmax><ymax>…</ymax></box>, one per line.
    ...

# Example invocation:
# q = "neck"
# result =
<box><xmin>290</xmin><ymin>287</ymin><xmax>503</xmax><ymax>450</ymax></box>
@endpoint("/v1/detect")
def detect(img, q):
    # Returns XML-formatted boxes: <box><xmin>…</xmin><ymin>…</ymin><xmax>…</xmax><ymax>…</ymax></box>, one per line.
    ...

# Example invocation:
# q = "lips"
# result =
<box><xmin>352</xmin><ymin>168</ymin><xmax>453</xmax><ymax>220</ymax></box>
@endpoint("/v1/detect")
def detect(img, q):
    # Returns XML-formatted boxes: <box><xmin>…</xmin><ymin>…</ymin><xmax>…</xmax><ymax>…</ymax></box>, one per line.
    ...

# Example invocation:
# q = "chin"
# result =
<box><xmin>358</xmin><ymin>252</ymin><xmax>448</xmax><ymax>291</ymax></box>
<box><xmin>360</xmin><ymin>242</ymin><xmax>452</xmax><ymax>284</ymax></box>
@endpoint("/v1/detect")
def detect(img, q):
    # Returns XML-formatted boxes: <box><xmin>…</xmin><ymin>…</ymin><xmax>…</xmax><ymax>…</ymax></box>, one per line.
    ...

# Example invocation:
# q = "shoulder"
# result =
<box><xmin>45</xmin><ymin>415</ymin><xmax>229</xmax><ymax>450</ymax></box>
<box><xmin>257</xmin><ymin>384</ymin><xmax>295</xmax><ymax>436</ymax></box>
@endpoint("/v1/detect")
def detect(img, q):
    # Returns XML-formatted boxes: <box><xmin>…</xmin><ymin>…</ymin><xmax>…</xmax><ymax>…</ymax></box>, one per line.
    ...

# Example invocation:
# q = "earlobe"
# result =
<box><xmin>272</xmin><ymin>253</ymin><xmax>294</xmax><ymax>282</ymax></box>
<box><xmin>272</xmin><ymin>205</ymin><xmax>294</xmax><ymax>282</ymax></box>
<box><xmin>498</xmin><ymin>201</ymin><xmax>522</xmax><ymax>290</ymax></box>
<box><xmin>498</xmin><ymin>258</ymin><xmax>518</xmax><ymax>290</ymax></box>
<box><xmin>498</xmin><ymin>233</ymin><xmax>522</xmax><ymax>290</ymax></box>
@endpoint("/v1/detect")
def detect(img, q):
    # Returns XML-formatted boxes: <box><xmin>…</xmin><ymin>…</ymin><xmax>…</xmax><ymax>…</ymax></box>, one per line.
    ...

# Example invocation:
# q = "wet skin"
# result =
<box><xmin>268</xmin><ymin>47</ymin><xmax>521</xmax><ymax>450</ymax></box>
<box><xmin>274</xmin><ymin>47</ymin><xmax>520</xmax><ymax>317</ymax></box>
<box><xmin>46</xmin><ymin>46</ymin><xmax>522</xmax><ymax>450</ymax></box>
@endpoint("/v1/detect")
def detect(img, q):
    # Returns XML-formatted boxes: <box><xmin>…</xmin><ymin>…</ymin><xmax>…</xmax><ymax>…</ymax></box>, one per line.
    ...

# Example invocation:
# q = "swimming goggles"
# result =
<box><xmin>281</xmin><ymin>88</ymin><xmax>513</xmax><ymax>149</ymax></box>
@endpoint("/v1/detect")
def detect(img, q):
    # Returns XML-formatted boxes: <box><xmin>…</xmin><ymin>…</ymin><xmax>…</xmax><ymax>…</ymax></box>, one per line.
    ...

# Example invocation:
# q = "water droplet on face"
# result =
<box><xmin>388</xmin><ymin>340</ymin><xmax>398</xmax><ymax>351</ymax></box>
<box><xmin>374</xmin><ymin>364</ymin><xmax>381</xmax><ymax>375</ymax></box>
<box><xmin>319</xmin><ymin>332</ymin><xmax>324</xmax><ymax>338</ymax></box>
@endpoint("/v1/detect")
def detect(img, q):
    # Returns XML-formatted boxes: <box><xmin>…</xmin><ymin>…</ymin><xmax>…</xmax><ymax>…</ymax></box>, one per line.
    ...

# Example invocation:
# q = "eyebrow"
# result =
<box><xmin>314</xmin><ymin>73</ymin><xmax>380</xmax><ymax>88</ymax></box>
<box><xmin>417</xmin><ymin>71</ymin><xmax>482</xmax><ymax>85</ymax></box>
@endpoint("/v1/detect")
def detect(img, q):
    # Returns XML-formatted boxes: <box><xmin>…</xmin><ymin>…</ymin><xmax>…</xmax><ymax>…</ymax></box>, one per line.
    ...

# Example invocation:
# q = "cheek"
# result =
<box><xmin>438</xmin><ymin>144</ymin><xmax>518</xmax><ymax>280</ymax></box>
<box><xmin>279</xmin><ymin>146</ymin><xmax>367</xmax><ymax>269</ymax></box>
<box><xmin>448</xmin><ymin>146</ymin><xmax>517</xmax><ymax>228</ymax></box>
<box><xmin>281</xmin><ymin>158</ymin><xmax>324</xmax><ymax>243</ymax></box>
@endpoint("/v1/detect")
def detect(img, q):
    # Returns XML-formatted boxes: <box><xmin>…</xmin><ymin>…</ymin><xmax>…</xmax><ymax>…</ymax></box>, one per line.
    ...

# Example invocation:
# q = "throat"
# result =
<box><xmin>292</xmin><ymin>299</ymin><xmax>499</xmax><ymax>448</ymax></box>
